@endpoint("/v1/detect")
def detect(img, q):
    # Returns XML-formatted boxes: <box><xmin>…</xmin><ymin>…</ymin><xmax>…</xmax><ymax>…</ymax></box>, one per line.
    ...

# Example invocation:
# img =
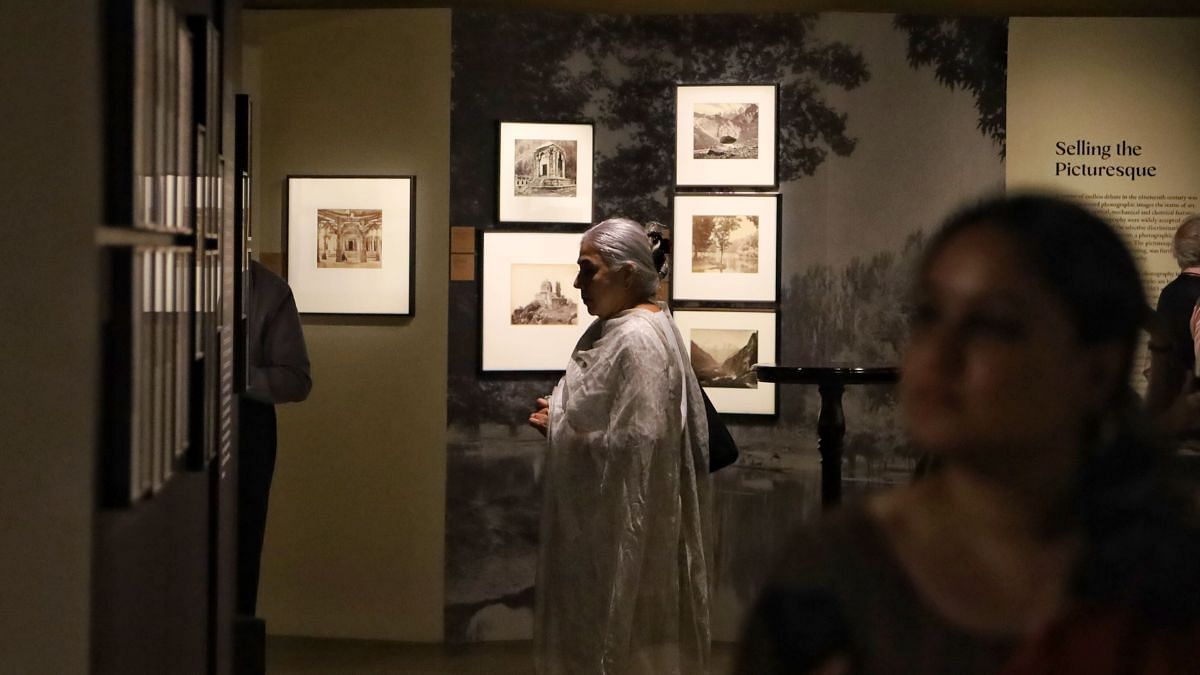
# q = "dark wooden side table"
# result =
<box><xmin>755</xmin><ymin>365</ymin><xmax>900</xmax><ymax>508</ymax></box>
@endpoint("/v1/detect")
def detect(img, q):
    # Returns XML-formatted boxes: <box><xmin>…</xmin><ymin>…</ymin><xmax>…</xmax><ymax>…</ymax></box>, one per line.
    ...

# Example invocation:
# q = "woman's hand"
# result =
<box><xmin>528</xmin><ymin>397</ymin><xmax>550</xmax><ymax>437</ymax></box>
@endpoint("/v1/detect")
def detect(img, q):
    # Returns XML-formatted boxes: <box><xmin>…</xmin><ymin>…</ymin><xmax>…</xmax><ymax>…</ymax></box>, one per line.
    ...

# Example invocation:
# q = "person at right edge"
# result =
<box><xmin>1145</xmin><ymin>214</ymin><xmax>1200</xmax><ymax>437</ymax></box>
<box><xmin>238</xmin><ymin>258</ymin><xmax>312</xmax><ymax>619</ymax></box>
<box><xmin>735</xmin><ymin>194</ymin><xmax>1200</xmax><ymax>674</ymax></box>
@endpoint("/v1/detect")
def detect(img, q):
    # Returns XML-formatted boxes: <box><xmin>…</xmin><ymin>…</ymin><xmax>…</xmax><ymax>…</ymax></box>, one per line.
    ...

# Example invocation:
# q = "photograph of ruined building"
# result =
<box><xmin>509</xmin><ymin>264</ymin><xmax>579</xmax><ymax>325</ymax></box>
<box><xmin>513</xmin><ymin>139</ymin><xmax>577</xmax><ymax>197</ymax></box>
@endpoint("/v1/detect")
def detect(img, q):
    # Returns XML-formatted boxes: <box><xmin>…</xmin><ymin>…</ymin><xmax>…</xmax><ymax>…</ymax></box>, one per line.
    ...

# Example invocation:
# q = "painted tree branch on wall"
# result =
<box><xmin>894</xmin><ymin>15</ymin><xmax>1008</xmax><ymax>156</ymax></box>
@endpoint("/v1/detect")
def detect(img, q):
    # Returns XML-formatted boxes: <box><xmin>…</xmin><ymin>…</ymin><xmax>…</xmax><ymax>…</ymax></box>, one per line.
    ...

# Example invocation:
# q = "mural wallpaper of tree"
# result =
<box><xmin>446</xmin><ymin>11</ymin><xmax>1007</xmax><ymax>642</ymax></box>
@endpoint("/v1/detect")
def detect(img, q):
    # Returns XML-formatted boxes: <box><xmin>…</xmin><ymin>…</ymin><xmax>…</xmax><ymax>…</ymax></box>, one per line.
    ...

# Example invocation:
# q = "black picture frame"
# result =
<box><xmin>479</xmin><ymin>230</ymin><xmax>589</xmax><ymax>373</ymax></box>
<box><xmin>672</xmin><ymin>307</ymin><xmax>780</xmax><ymax>416</ymax></box>
<box><xmin>283</xmin><ymin>175</ymin><xmax>418</xmax><ymax>316</ymax></box>
<box><xmin>497</xmin><ymin>120</ymin><xmax>595</xmax><ymax>225</ymax></box>
<box><xmin>668</xmin><ymin>192</ymin><xmax>782</xmax><ymax>308</ymax></box>
<box><xmin>674</xmin><ymin>82</ymin><xmax>780</xmax><ymax>192</ymax></box>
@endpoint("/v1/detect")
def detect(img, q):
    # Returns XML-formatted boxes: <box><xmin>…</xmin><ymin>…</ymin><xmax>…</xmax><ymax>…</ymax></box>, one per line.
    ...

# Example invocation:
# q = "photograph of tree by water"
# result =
<box><xmin>692</xmin><ymin>215</ymin><xmax>759</xmax><ymax>273</ymax></box>
<box><xmin>673</xmin><ymin>193</ymin><xmax>778</xmax><ymax>302</ymax></box>
<box><xmin>447</xmin><ymin>11</ymin><xmax>1008</xmax><ymax>642</ymax></box>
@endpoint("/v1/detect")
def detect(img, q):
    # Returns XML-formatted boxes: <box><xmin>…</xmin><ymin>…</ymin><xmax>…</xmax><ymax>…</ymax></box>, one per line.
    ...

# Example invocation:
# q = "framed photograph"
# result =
<box><xmin>673</xmin><ymin>309</ymin><xmax>777</xmax><ymax>415</ymax></box>
<box><xmin>481</xmin><ymin>231</ymin><xmax>589</xmax><ymax>372</ymax></box>
<box><xmin>671</xmin><ymin>193</ymin><xmax>780</xmax><ymax>304</ymax></box>
<box><xmin>285</xmin><ymin>175</ymin><xmax>416</xmax><ymax>315</ymax></box>
<box><xmin>498</xmin><ymin>121</ymin><xmax>594</xmax><ymax>224</ymax></box>
<box><xmin>675</xmin><ymin>84</ymin><xmax>778</xmax><ymax>189</ymax></box>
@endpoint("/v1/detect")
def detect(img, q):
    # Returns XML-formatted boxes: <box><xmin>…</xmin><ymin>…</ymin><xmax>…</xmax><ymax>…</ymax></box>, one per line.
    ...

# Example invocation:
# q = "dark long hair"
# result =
<box><xmin>923</xmin><ymin>193</ymin><xmax>1200</xmax><ymax>625</ymax></box>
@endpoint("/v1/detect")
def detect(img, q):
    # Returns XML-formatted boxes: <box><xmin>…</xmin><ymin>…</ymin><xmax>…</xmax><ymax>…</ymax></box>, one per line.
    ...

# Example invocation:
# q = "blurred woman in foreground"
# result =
<box><xmin>736</xmin><ymin>194</ymin><xmax>1200</xmax><ymax>674</ymax></box>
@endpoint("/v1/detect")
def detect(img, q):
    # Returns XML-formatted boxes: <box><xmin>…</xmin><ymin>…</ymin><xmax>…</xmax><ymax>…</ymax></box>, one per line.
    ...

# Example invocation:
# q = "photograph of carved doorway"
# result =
<box><xmin>513</xmin><ymin>140</ymin><xmax>578</xmax><ymax>197</ymax></box>
<box><xmin>316</xmin><ymin>208</ymin><xmax>383</xmax><ymax>269</ymax></box>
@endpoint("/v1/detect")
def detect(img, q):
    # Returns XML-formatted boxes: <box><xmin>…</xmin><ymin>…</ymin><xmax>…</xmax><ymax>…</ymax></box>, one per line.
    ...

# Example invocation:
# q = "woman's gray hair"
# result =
<box><xmin>583</xmin><ymin>217</ymin><xmax>660</xmax><ymax>300</ymax></box>
<box><xmin>1172</xmin><ymin>215</ymin><xmax>1200</xmax><ymax>268</ymax></box>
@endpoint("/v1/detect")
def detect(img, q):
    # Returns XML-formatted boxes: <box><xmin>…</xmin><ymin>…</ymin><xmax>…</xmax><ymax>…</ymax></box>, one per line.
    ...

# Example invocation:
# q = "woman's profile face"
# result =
<box><xmin>900</xmin><ymin>224</ymin><xmax>1109</xmax><ymax>466</ymax></box>
<box><xmin>575</xmin><ymin>237</ymin><xmax>631</xmax><ymax>320</ymax></box>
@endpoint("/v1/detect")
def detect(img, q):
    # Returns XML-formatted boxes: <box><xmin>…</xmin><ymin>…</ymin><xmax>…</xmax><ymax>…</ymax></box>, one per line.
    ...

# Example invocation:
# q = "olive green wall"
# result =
<box><xmin>0</xmin><ymin>1</ymin><xmax>100</xmax><ymax>669</ymax></box>
<box><xmin>243</xmin><ymin>9</ymin><xmax>450</xmax><ymax>640</ymax></box>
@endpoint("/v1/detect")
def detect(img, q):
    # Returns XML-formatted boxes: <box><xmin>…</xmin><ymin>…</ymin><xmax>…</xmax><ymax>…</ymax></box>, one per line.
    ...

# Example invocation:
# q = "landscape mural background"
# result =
<box><xmin>446</xmin><ymin>11</ymin><xmax>1006</xmax><ymax>641</ymax></box>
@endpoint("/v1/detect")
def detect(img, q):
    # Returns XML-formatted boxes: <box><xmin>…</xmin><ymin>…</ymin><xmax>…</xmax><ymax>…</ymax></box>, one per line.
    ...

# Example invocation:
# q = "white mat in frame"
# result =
<box><xmin>673</xmin><ymin>308</ymin><xmax>776</xmax><ymax>415</ymax></box>
<box><xmin>498</xmin><ymin>122</ymin><xmax>594</xmax><ymax>224</ymax></box>
<box><xmin>675</xmin><ymin>83</ymin><xmax>777</xmax><ymax>189</ymax></box>
<box><xmin>481</xmin><ymin>231</ymin><xmax>589</xmax><ymax>371</ymax></box>
<box><xmin>671</xmin><ymin>193</ymin><xmax>779</xmax><ymax>303</ymax></box>
<box><xmin>285</xmin><ymin>176</ymin><xmax>414</xmax><ymax>315</ymax></box>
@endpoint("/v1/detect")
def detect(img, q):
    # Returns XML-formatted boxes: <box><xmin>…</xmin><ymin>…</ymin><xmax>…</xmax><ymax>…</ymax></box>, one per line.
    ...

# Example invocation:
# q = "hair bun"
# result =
<box><xmin>644</xmin><ymin>221</ymin><xmax>671</xmax><ymax>280</ymax></box>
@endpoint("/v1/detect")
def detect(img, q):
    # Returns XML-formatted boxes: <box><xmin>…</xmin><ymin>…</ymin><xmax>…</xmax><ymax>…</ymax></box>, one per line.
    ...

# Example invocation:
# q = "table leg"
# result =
<box><xmin>816</xmin><ymin>381</ymin><xmax>845</xmax><ymax>508</ymax></box>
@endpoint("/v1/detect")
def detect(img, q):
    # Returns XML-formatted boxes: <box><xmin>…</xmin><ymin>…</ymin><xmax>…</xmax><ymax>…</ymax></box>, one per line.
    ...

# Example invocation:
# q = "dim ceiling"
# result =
<box><xmin>242</xmin><ymin>0</ymin><xmax>1200</xmax><ymax>17</ymax></box>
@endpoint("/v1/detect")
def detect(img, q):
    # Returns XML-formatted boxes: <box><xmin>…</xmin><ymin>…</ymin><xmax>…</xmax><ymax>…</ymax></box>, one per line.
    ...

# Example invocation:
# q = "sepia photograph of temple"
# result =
<box><xmin>509</xmin><ymin>264</ymin><xmax>579</xmax><ymax>325</ymax></box>
<box><xmin>316</xmin><ymin>208</ymin><xmax>383</xmax><ymax>268</ymax></box>
<box><xmin>693</xmin><ymin>103</ymin><xmax>759</xmax><ymax>159</ymax></box>
<box><xmin>513</xmin><ymin>139</ymin><xmax>577</xmax><ymax>197</ymax></box>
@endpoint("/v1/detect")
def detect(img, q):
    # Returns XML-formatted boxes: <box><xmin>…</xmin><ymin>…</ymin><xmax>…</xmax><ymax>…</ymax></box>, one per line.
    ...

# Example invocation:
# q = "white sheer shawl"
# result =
<box><xmin>535</xmin><ymin>307</ymin><xmax>713</xmax><ymax>675</ymax></box>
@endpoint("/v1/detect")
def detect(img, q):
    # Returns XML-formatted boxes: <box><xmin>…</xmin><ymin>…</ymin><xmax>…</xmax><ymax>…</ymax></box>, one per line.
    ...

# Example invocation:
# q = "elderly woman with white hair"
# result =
<box><xmin>527</xmin><ymin>217</ymin><xmax>713</xmax><ymax>675</ymax></box>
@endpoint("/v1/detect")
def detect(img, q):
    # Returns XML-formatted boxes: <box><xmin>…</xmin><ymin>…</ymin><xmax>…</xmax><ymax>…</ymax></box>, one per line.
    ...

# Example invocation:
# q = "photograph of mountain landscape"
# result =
<box><xmin>693</xmin><ymin>103</ymin><xmax>759</xmax><ymax>159</ymax></box>
<box><xmin>691</xmin><ymin>328</ymin><xmax>759</xmax><ymax>389</ymax></box>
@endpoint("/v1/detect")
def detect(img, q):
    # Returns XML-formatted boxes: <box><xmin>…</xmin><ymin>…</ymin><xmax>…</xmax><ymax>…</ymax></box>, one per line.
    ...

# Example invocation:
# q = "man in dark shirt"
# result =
<box><xmin>238</xmin><ymin>259</ymin><xmax>312</xmax><ymax>617</ymax></box>
<box><xmin>1146</xmin><ymin>215</ymin><xmax>1200</xmax><ymax>435</ymax></box>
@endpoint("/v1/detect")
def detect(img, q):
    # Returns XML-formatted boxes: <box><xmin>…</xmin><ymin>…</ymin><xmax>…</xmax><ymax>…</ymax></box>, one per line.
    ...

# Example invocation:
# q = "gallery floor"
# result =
<box><xmin>267</xmin><ymin>637</ymin><xmax>738</xmax><ymax>674</ymax></box>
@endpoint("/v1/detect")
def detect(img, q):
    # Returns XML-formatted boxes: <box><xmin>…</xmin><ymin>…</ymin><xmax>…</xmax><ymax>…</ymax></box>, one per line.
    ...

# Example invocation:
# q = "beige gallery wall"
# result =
<box><xmin>242</xmin><ymin>9</ymin><xmax>450</xmax><ymax>641</ymax></box>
